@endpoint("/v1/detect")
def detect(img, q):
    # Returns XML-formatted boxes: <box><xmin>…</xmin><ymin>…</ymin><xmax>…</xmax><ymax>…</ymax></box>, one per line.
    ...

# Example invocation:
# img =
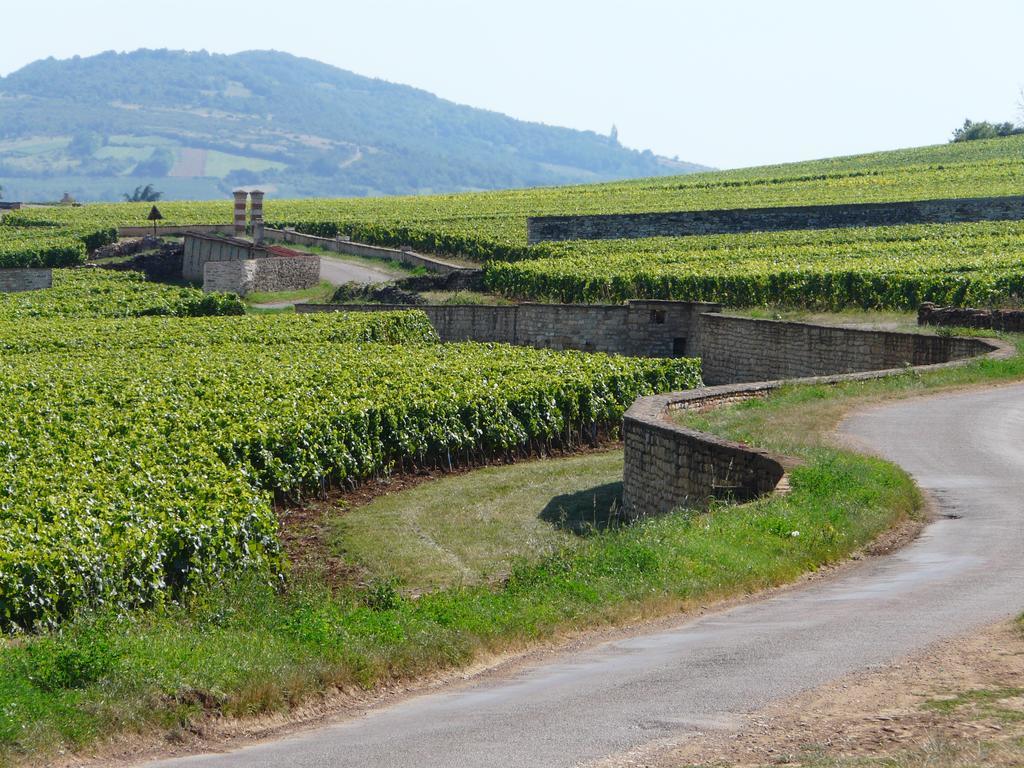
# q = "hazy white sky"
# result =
<box><xmin>2</xmin><ymin>0</ymin><xmax>1022</xmax><ymax>169</ymax></box>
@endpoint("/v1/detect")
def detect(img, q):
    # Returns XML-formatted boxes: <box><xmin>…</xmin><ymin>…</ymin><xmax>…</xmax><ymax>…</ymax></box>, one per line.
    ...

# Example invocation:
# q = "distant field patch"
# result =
<box><xmin>203</xmin><ymin>150</ymin><xmax>287</xmax><ymax>177</ymax></box>
<box><xmin>169</xmin><ymin>147</ymin><xmax>208</xmax><ymax>177</ymax></box>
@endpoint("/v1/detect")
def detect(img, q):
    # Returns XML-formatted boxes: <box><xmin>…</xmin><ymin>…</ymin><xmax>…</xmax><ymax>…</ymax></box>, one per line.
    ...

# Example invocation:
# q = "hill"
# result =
<box><xmin>0</xmin><ymin>49</ymin><xmax>707</xmax><ymax>202</ymax></box>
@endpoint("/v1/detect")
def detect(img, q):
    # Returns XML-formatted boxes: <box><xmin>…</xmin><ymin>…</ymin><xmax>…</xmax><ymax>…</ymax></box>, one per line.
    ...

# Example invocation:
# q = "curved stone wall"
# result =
<box><xmin>622</xmin><ymin>337</ymin><xmax>1014</xmax><ymax>519</ymax></box>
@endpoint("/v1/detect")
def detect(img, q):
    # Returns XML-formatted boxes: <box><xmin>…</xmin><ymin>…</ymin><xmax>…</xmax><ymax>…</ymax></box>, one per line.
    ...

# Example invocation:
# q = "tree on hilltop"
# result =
<box><xmin>951</xmin><ymin>118</ymin><xmax>1024</xmax><ymax>142</ymax></box>
<box><xmin>123</xmin><ymin>184</ymin><xmax>162</xmax><ymax>202</ymax></box>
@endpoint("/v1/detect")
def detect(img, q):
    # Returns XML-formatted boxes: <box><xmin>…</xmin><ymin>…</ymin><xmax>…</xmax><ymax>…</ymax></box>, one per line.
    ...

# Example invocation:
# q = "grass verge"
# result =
<box><xmin>243</xmin><ymin>280</ymin><xmax>337</xmax><ymax>306</ymax></box>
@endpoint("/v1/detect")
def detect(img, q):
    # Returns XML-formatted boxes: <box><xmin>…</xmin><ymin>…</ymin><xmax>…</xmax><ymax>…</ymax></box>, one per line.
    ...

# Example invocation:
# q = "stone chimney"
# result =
<box><xmin>233</xmin><ymin>190</ymin><xmax>248</xmax><ymax>235</ymax></box>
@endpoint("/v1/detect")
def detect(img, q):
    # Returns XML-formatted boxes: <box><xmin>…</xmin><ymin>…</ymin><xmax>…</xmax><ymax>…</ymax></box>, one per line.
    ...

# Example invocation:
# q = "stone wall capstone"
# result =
<box><xmin>527</xmin><ymin>194</ymin><xmax>1024</xmax><ymax>243</ymax></box>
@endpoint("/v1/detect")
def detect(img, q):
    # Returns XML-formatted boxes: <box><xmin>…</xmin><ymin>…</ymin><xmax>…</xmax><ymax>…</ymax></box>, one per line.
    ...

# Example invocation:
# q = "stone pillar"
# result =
<box><xmin>253</xmin><ymin>215</ymin><xmax>265</xmax><ymax>245</ymax></box>
<box><xmin>233</xmin><ymin>190</ymin><xmax>248</xmax><ymax>235</ymax></box>
<box><xmin>250</xmin><ymin>190</ymin><xmax>265</xmax><ymax>233</ymax></box>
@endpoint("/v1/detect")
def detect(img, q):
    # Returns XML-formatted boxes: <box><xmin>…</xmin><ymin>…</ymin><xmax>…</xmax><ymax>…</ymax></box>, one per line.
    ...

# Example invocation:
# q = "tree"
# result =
<box><xmin>123</xmin><ymin>184</ymin><xmax>162</xmax><ymax>202</ymax></box>
<box><xmin>951</xmin><ymin>118</ymin><xmax>1024</xmax><ymax>142</ymax></box>
<box><xmin>609</xmin><ymin>124</ymin><xmax>620</xmax><ymax>146</ymax></box>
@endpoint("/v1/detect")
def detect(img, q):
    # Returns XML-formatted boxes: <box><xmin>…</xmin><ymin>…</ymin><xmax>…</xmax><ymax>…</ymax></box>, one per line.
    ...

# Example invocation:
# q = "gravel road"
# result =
<box><xmin>317</xmin><ymin>256</ymin><xmax>402</xmax><ymax>286</ymax></box>
<box><xmin>144</xmin><ymin>383</ymin><xmax>1024</xmax><ymax>768</ymax></box>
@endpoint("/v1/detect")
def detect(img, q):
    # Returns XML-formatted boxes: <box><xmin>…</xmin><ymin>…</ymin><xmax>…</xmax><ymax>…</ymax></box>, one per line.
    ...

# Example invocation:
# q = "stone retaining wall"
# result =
<box><xmin>621</xmin><ymin>339</ymin><xmax>1012</xmax><ymax>519</ymax></box>
<box><xmin>918</xmin><ymin>302</ymin><xmax>1024</xmax><ymax>332</ymax></box>
<box><xmin>203</xmin><ymin>255</ymin><xmax>320</xmax><ymax>296</ymax></box>
<box><xmin>698</xmin><ymin>313</ymin><xmax>989</xmax><ymax>385</ymax></box>
<box><xmin>296</xmin><ymin>300</ymin><xmax>723</xmax><ymax>358</ymax></box>
<box><xmin>526</xmin><ymin>194</ymin><xmax>1024</xmax><ymax>243</ymax></box>
<box><xmin>0</xmin><ymin>268</ymin><xmax>52</xmax><ymax>293</ymax></box>
<box><xmin>182</xmin><ymin>233</ymin><xmax>259</xmax><ymax>282</ymax></box>
<box><xmin>266</xmin><ymin>228</ymin><xmax>477</xmax><ymax>277</ymax></box>
<box><xmin>297</xmin><ymin>301</ymin><xmax>993</xmax><ymax>379</ymax></box>
<box><xmin>118</xmin><ymin>224</ymin><xmax>234</xmax><ymax>239</ymax></box>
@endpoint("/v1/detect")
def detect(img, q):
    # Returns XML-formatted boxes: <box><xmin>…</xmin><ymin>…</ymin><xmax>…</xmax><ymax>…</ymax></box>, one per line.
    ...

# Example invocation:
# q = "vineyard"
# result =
<box><xmin>1</xmin><ymin>135</ymin><xmax>1023</xmax><ymax>308</ymax></box>
<box><xmin>0</xmin><ymin>280</ymin><xmax>700</xmax><ymax>629</ymax></box>
<box><xmin>0</xmin><ymin>137</ymin><xmax>1021</xmax><ymax>623</ymax></box>
<box><xmin>0</xmin><ymin>269</ymin><xmax>245</xmax><ymax>318</ymax></box>
<box><xmin>486</xmin><ymin>220</ymin><xmax>1024</xmax><ymax>308</ymax></box>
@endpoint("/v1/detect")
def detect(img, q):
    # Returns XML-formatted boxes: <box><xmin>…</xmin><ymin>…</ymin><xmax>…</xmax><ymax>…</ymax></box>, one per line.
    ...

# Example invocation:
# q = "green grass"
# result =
<box><xmin>422</xmin><ymin>290</ymin><xmax>515</xmax><ymax>306</ymax></box>
<box><xmin>333</xmin><ymin>450</ymin><xmax>624</xmax><ymax>590</ymax></box>
<box><xmin>243</xmin><ymin>280</ymin><xmax>336</xmax><ymax>306</ymax></box>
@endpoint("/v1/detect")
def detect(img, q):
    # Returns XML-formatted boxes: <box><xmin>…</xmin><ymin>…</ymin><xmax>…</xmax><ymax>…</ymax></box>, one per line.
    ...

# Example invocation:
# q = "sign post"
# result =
<box><xmin>147</xmin><ymin>205</ymin><xmax>164</xmax><ymax>238</ymax></box>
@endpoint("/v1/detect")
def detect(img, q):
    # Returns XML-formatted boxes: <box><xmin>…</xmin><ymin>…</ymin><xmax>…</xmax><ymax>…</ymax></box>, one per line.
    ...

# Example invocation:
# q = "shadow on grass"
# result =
<box><xmin>539</xmin><ymin>482</ymin><xmax>623</xmax><ymax>536</ymax></box>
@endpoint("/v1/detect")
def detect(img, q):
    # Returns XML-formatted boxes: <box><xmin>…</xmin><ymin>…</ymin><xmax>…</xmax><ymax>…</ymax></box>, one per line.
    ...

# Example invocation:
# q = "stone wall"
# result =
<box><xmin>297</xmin><ymin>297</ymin><xmax>1009</xmax><ymax>518</ymax></box>
<box><xmin>203</xmin><ymin>255</ymin><xmax>320</xmax><ymax>296</ymax></box>
<box><xmin>118</xmin><ymin>224</ymin><xmax>234</xmax><ymax>239</ymax></box>
<box><xmin>621</xmin><ymin>338</ymin><xmax>1012</xmax><ymax>519</ymax></box>
<box><xmin>0</xmin><ymin>268</ymin><xmax>52</xmax><ymax>293</ymax></box>
<box><xmin>526</xmin><ymin>194</ymin><xmax>1024</xmax><ymax>243</ymax></box>
<box><xmin>622</xmin><ymin>386</ymin><xmax>786</xmax><ymax>519</ymax></box>
<box><xmin>697</xmin><ymin>313</ymin><xmax>990</xmax><ymax>385</ymax></box>
<box><xmin>296</xmin><ymin>300</ymin><xmax>723</xmax><ymax>358</ymax></box>
<box><xmin>296</xmin><ymin>300</ymin><xmax>991</xmax><ymax>375</ymax></box>
<box><xmin>266</xmin><ymin>228</ymin><xmax>477</xmax><ymax>278</ymax></box>
<box><xmin>182</xmin><ymin>234</ymin><xmax>260</xmax><ymax>282</ymax></box>
<box><xmin>918</xmin><ymin>302</ymin><xmax>1024</xmax><ymax>332</ymax></box>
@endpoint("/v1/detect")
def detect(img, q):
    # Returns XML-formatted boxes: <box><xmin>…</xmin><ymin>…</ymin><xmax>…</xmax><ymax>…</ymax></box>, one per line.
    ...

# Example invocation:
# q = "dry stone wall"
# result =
<box><xmin>918</xmin><ymin>302</ymin><xmax>1024</xmax><ymax>332</ymax></box>
<box><xmin>0</xmin><ymin>268</ymin><xmax>52</xmax><ymax>293</ymax></box>
<box><xmin>296</xmin><ymin>300</ymin><xmax>722</xmax><ymax>358</ymax></box>
<box><xmin>266</xmin><ymin>228</ymin><xmax>477</xmax><ymax>277</ymax></box>
<box><xmin>527</xmin><ymin>194</ymin><xmax>1024</xmax><ymax>243</ymax></box>
<box><xmin>203</xmin><ymin>255</ymin><xmax>320</xmax><ymax>296</ymax></box>
<box><xmin>621</xmin><ymin>338</ymin><xmax>1011</xmax><ymax>519</ymax></box>
<box><xmin>697</xmin><ymin>313</ymin><xmax>989</xmax><ymax>385</ymax></box>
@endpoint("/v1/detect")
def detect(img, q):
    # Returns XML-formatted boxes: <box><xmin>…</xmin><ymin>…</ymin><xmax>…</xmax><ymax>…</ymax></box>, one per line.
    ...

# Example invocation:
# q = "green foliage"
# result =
<box><xmin>22</xmin><ymin>630</ymin><xmax>120</xmax><ymax>692</ymax></box>
<box><xmin>0</xmin><ymin>269</ymin><xmax>244</xmax><ymax>318</ymax></box>
<box><xmin>0</xmin><ymin>227</ymin><xmax>86</xmax><ymax>267</ymax></box>
<box><xmin>0</xmin><ymin>290</ymin><xmax>699</xmax><ymax>630</ymax></box>
<box><xmin>485</xmin><ymin>220</ymin><xmax>1024</xmax><ymax>309</ymax></box>
<box><xmin>122</xmin><ymin>184</ymin><xmax>162</xmax><ymax>203</ymax></box>
<box><xmin>952</xmin><ymin>118</ymin><xmax>1024</xmax><ymax>142</ymax></box>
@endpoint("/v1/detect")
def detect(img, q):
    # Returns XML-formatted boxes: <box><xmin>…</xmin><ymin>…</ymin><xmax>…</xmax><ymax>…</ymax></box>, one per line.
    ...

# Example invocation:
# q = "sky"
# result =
<box><xmin>1</xmin><ymin>0</ymin><xmax>1022</xmax><ymax>170</ymax></box>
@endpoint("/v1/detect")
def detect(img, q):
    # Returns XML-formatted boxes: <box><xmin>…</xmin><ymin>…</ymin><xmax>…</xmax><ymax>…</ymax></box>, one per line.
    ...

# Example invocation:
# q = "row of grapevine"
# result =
<box><xmin>0</xmin><ymin>296</ymin><xmax>701</xmax><ymax>629</ymax></box>
<box><xmin>484</xmin><ymin>220</ymin><xmax>1024</xmax><ymax>308</ymax></box>
<box><xmin>0</xmin><ymin>270</ymin><xmax>245</xmax><ymax>319</ymax></box>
